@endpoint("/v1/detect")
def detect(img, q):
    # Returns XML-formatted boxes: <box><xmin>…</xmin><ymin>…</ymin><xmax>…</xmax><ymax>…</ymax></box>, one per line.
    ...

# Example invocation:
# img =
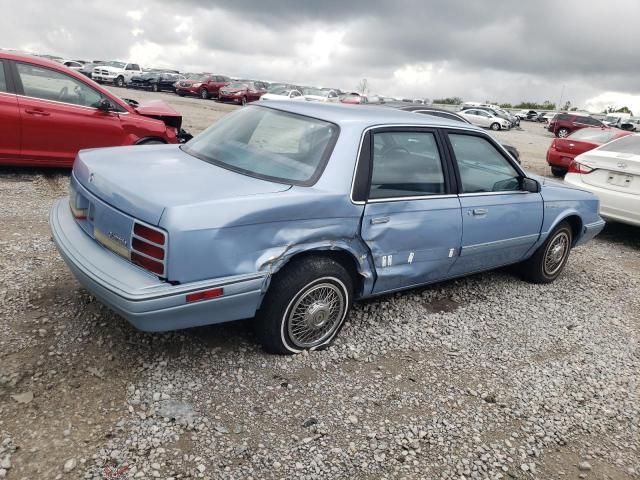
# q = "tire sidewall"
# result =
<box><xmin>558</xmin><ymin>128</ymin><xmax>569</xmax><ymax>138</ymax></box>
<box><xmin>491</xmin><ymin>122</ymin><xmax>500</xmax><ymax>130</ymax></box>
<box><xmin>116</xmin><ymin>76</ymin><xmax>124</xmax><ymax>87</ymax></box>
<box><xmin>200</xmin><ymin>88</ymin><xmax>208</xmax><ymax>99</ymax></box>
<box><xmin>279</xmin><ymin>276</ymin><xmax>351</xmax><ymax>354</ymax></box>
<box><xmin>539</xmin><ymin>225</ymin><xmax>572</xmax><ymax>281</ymax></box>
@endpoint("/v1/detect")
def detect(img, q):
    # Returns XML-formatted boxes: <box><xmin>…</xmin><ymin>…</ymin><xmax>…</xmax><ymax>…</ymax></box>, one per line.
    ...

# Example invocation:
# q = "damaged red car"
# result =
<box><xmin>0</xmin><ymin>51</ymin><xmax>190</xmax><ymax>168</ymax></box>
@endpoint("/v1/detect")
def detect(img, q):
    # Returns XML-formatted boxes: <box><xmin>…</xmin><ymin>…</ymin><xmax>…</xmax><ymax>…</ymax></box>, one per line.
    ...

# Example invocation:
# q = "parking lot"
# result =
<box><xmin>0</xmin><ymin>87</ymin><xmax>638</xmax><ymax>480</ymax></box>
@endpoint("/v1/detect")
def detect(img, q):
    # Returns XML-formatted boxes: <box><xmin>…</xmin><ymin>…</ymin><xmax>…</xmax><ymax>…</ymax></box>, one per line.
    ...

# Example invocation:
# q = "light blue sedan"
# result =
<box><xmin>50</xmin><ymin>102</ymin><xmax>605</xmax><ymax>354</ymax></box>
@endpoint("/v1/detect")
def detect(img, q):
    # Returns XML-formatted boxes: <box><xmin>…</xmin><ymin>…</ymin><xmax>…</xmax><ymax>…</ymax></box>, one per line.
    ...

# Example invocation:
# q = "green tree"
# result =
<box><xmin>432</xmin><ymin>97</ymin><xmax>463</xmax><ymax>105</ymax></box>
<box><xmin>562</xmin><ymin>100</ymin><xmax>572</xmax><ymax>111</ymax></box>
<box><xmin>500</xmin><ymin>103</ymin><xmax>513</xmax><ymax>109</ymax></box>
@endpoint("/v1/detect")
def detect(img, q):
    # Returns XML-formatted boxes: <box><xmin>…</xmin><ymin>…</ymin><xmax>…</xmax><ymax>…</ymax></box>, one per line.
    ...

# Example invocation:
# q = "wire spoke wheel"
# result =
<box><xmin>543</xmin><ymin>231</ymin><xmax>569</xmax><ymax>276</ymax></box>
<box><xmin>287</xmin><ymin>282</ymin><xmax>346</xmax><ymax>349</ymax></box>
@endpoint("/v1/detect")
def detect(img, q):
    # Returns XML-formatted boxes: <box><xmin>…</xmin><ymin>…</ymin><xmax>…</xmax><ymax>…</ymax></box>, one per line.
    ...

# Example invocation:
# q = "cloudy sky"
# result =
<box><xmin>3</xmin><ymin>0</ymin><xmax>640</xmax><ymax>112</ymax></box>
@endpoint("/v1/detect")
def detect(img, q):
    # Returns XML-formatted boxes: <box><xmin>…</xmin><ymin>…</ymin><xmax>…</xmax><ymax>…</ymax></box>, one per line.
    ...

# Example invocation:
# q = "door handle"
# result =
<box><xmin>471</xmin><ymin>208</ymin><xmax>488</xmax><ymax>216</ymax></box>
<box><xmin>25</xmin><ymin>108</ymin><xmax>50</xmax><ymax>116</ymax></box>
<box><xmin>370</xmin><ymin>216</ymin><xmax>390</xmax><ymax>225</ymax></box>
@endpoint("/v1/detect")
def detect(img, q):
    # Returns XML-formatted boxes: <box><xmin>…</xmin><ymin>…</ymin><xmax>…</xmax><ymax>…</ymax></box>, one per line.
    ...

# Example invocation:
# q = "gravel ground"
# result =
<box><xmin>0</xmin><ymin>89</ymin><xmax>638</xmax><ymax>480</ymax></box>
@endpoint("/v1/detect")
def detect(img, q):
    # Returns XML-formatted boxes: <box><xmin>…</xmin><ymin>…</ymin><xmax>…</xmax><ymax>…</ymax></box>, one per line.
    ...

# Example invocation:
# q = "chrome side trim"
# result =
<box><xmin>458</xmin><ymin>191</ymin><xmax>531</xmax><ymax>198</ymax></box>
<box><xmin>460</xmin><ymin>233</ymin><xmax>540</xmax><ymax>255</ymax></box>
<box><xmin>14</xmin><ymin>93</ymin><xmax>129</xmax><ymax>114</ymax></box>
<box><xmin>367</xmin><ymin>194</ymin><xmax>457</xmax><ymax>203</ymax></box>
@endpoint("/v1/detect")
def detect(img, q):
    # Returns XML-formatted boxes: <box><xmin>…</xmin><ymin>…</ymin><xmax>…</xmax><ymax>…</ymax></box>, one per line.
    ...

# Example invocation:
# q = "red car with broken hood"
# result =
<box><xmin>0</xmin><ymin>51</ymin><xmax>190</xmax><ymax>168</ymax></box>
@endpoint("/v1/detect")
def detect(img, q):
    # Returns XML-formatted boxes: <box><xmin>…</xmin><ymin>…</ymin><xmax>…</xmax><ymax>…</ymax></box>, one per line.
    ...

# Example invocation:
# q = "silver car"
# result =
<box><xmin>459</xmin><ymin>109</ymin><xmax>510</xmax><ymax>130</ymax></box>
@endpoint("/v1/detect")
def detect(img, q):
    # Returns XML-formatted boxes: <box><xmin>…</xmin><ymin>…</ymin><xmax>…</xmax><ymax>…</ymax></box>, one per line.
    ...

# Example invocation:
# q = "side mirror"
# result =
<box><xmin>522</xmin><ymin>177</ymin><xmax>541</xmax><ymax>193</ymax></box>
<box><xmin>97</xmin><ymin>98</ymin><xmax>113</xmax><ymax>112</ymax></box>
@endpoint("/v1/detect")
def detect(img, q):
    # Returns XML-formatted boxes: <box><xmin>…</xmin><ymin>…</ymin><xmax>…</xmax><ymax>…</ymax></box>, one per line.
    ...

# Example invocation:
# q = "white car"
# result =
<box><xmin>301</xmin><ymin>87</ymin><xmax>340</xmax><ymax>102</ymax></box>
<box><xmin>459</xmin><ymin>109</ymin><xmax>510</xmax><ymax>130</ymax></box>
<box><xmin>63</xmin><ymin>60</ymin><xmax>84</xmax><ymax>71</ymax></box>
<box><xmin>92</xmin><ymin>61</ymin><xmax>142</xmax><ymax>88</ymax></box>
<box><xmin>260</xmin><ymin>88</ymin><xmax>303</xmax><ymax>101</ymax></box>
<box><xmin>564</xmin><ymin>134</ymin><xmax>640</xmax><ymax>226</ymax></box>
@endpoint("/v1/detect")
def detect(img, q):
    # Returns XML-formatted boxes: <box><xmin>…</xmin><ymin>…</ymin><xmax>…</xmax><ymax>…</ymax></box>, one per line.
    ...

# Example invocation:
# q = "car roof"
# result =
<box><xmin>255</xmin><ymin>101</ymin><xmax>481</xmax><ymax>130</ymax></box>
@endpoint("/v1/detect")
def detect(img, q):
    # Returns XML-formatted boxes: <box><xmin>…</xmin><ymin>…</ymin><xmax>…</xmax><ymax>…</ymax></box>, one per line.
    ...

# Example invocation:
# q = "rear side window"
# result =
<box><xmin>0</xmin><ymin>60</ymin><xmax>7</xmax><ymax>92</ymax></box>
<box><xmin>369</xmin><ymin>131</ymin><xmax>445</xmax><ymax>199</ymax></box>
<box><xmin>449</xmin><ymin>134</ymin><xmax>522</xmax><ymax>193</ymax></box>
<box><xmin>16</xmin><ymin>62</ymin><xmax>104</xmax><ymax>108</ymax></box>
<box><xmin>556</xmin><ymin>114</ymin><xmax>571</xmax><ymax>121</ymax></box>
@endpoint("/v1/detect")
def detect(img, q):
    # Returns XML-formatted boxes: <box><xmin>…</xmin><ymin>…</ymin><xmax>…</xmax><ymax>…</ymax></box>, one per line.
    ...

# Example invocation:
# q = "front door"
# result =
<box><xmin>14</xmin><ymin>61</ymin><xmax>126</xmax><ymax>166</ymax></box>
<box><xmin>359</xmin><ymin>128</ymin><xmax>462</xmax><ymax>293</ymax></box>
<box><xmin>444</xmin><ymin>132</ymin><xmax>543</xmax><ymax>275</ymax></box>
<box><xmin>0</xmin><ymin>59</ymin><xmax>21</xmax><ymax>163</ymax></box>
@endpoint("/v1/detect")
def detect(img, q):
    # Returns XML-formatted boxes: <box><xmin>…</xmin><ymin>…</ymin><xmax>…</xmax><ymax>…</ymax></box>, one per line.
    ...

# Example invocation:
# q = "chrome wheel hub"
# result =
<box><xmin>544</xmin><ymin>232</ymin><xmax>569</xmax><ymax>275</ymax></box>
<box><xmin>287</xmin><ymin>282</ymin><xmax>345</xmax><ymax>348</ymax></box>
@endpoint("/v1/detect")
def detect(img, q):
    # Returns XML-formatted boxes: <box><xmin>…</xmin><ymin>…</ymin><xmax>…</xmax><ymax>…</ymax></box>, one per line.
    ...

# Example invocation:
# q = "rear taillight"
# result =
<box><xmin>131</xmin><ymin>222</ymin><xmax>167</xmax><ymax>277</ymax></box>
<box><xmin>550</xmin><ymin>140</ymin><xmax>557</xmax><ymax>149</ymax></box>
<box><xmin>567</xmin><ymin>161</ymin><xmax>594</xmax><ymax>174</ymax></box>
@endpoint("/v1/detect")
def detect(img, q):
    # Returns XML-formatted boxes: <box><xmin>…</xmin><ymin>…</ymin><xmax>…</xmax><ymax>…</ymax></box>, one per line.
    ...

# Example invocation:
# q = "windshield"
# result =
<box><xmin>104</xmin><ymin>61</ymin><xmax>126</xmax><ymax>68</ymax></box>
<box><xmin>568</xmin><ymin>128</ymin><xmax>616</xmax><ymax>143</ymax></box>
<box><xmin>267</xmin><ymin>87</ymin><xmax>289</xmax><ymax>95</ymax></box>
<box><xmin>604</xmin><ymin>116</ymin><xmax>620</xmax><ymax>123</ymax></box>
<box><xmin>303</xmin><ymin>88</ymin><xmax>326</xmax><ymax>97</ymax></box>
<box><xmin>182</xmin><ymin>106</ymin><xmax>339</xmax><ymax>185</ymax></box>
<box><xmin>599</xmin><ymin>134</ymin><xmax>640</xmax><ymax>154</ymax></box>
<box><xmin>227</xmin><ymin>82</ymin><xmax>248</xmax><ymax>89</ymax></box>
<box><xmin>188</xmin><ymin>74</ymin><xmax>207</xmax><ymax>81</ymax></box>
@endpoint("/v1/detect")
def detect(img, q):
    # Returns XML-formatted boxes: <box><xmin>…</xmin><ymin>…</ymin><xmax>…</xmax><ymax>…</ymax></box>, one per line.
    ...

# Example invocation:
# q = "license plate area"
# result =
<box><xmin>606</xmin><ymin>172</ymin><xmax>633</xmax><ymax>187</ymax></box>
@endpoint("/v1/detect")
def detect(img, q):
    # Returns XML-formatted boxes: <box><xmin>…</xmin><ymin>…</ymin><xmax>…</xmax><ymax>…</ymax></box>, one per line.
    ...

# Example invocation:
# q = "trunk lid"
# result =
<box><xmin>554</xmin><ymin>138</ymin><xmax>598</xmax><ymax>155</ymax></box>
<box><xmin>73</xmin><ymin>144</ymin><xmax>291</xmax><ymax>225</ymax></box>
<box><xmin>577</xmin><ymin>147</ymin><xmax>640</xmax><ymax>195</ymax></box>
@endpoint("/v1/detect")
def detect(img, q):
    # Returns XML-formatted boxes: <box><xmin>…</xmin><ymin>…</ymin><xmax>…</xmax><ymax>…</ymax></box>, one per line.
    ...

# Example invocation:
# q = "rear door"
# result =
<box><xmin>0</xmin><ymin>59</ymin><xmax>21</xmax><ymax>163</ymax></box>
<box><xmin>444</xmin><ymin>131</ymin><xmax>543</xmax><ymax>275</ymax></box>
<box><xmin>358</xmin><ymin>127</ymin><xmax>462</xmax><ymax>293</ymax></box>
<box><xmin>14</xmin><ymin>61</ymin><xmax>127</xmax><ymax>166</ymax></box>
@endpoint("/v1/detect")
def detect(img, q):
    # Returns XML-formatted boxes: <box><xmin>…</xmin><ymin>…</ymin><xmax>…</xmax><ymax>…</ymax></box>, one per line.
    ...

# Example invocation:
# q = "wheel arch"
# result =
<box><xmin>266</xmin><ymin>244</ymin><xmax>374</xmax><ymax>299</ymax></box>
<box><xmin>544</xmin><ymin>212</ymin><xmax>584</xmax><ymax>247</ymax></box>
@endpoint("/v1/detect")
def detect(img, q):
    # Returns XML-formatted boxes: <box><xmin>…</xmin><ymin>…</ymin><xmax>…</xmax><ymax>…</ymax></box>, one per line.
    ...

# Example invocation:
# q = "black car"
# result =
<box><xmin>128</xmin><ymin>72</ymin><xmax>183</xmax><ymax>92</ymax></box>
<box><xmin>396</xmin><ymin>105</ymin><xmax>521</xmax><ymax>163</ymax></box>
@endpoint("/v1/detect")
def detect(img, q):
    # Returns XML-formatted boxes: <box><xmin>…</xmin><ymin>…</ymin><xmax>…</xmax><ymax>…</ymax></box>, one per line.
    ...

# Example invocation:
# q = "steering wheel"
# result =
<box><xmin>58</xmin><ymin>86</ymin><xmax>69</xmax><ymax>101</ymax></box>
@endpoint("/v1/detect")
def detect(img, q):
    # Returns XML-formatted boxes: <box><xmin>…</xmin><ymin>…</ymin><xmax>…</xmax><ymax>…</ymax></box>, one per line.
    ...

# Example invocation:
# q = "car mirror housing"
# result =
<box><xmin>522</xmin><ymin>177</ymin><xmax>541</xmax><ymax>193</ymax></box>
<box><xmin>97</xmin><ymin>98</ymin><xmax>113</xmax><ymax>112</ymax></box>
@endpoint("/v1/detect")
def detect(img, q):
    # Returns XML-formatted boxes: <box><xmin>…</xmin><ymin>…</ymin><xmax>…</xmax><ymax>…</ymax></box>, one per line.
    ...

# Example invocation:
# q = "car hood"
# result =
<box><xmin>73</xmin><ymin>144</ymin><xmax>291</xmax><ymax>225</ymax></box>
<box><xmin>133</xmin><ymin>100</ymin><xmax>181</xmax><ymax>118</ymax></box>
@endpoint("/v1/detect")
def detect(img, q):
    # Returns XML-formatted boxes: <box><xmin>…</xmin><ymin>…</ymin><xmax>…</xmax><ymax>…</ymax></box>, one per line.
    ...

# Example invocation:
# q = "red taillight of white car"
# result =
<box><xmin>131</xmin><ymin>222</ymin><xmax>167</xmax><ymax>277</ymax></box>
<box><xmin>567</xmin><ymin>160</ymin><xmax>594</xmax><ymax>174</ymax></box>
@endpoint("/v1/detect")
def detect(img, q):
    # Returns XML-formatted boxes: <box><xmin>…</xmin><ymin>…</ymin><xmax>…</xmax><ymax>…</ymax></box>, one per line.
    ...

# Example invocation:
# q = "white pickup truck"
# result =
<box><xmin>92</xmin><ymin>61</ymin><xmax>142</xmax><ymax>87</ymax></box>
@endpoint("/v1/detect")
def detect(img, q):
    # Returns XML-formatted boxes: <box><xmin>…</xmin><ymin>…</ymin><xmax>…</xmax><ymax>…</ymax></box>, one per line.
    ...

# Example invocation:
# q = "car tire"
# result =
<box><xmin>152</xmin><ymin>83</ymin><xmax>159</xmax><ymax>92</ymax></box>
<box><xmin>137</xmin><ymin>139</ymin><xmax>165</xmax><ymax>145</ymax></box>
<box><xmin>115</xmin><ymin>76</ymin><xmax>125</xmax><ymax>88</ymax></box>
<box><xmin>255</xmin><ymin>256</ymin><xmax>353</xmax><ymax>355</ymax></box>
<box><xmin>177</xmin><ymin>92</ymin><xmax>185</xmax><ymax>97</ymax></box>
<box><xmin>521</xmin><ymin>221</ymin><xmax>572</xmax><ymax>284</ymax></box>
<box><xmin>241</xmin><ymin>96</ymin><xmax>248</xmax><ymax>106</ymax></box>
<box><xmin>490</xmin><ymin>122</ymin><xmax>501</xmax><ymax>131</ymax></box>
<box><xmin>200</xmin><ymin>88</ymin><xmax>209</xmax><ymax>99</ymax></box>
<box><xmin>557</xmin><ymin>128</ymin><xmax>570</xmax><ymax>138</ymax></box>
<box><xmin>551</xmin><ymin>167</ymin><xmax>566</xmax><ymax>177</ymax></box>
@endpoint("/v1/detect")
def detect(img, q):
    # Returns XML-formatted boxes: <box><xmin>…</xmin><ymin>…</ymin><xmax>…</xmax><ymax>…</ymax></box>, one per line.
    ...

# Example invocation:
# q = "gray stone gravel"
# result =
<box><xmin>0</xmin><ymin>109</ymin><xmax>638</xmax><ymax>479</ymax></box>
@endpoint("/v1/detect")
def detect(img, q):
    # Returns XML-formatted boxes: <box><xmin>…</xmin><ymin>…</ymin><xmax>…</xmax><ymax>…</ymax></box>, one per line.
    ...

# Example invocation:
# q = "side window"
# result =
<box><xmin>127</xmin><ymin>64</ymin><xmax>140</xmax><ymax>71</ymax></box>
<box><xmin>449</xmin><ymin>134</ymin><xmax>522</xmax><ymax>193</ymax></box>
<box><xmin>369</xmin><ymin>131</ymin><xmax>446</xmax><ymax>199</ymax></box>
<box><xmin>16</xmin><ymin>62</ymin><xmax>103</xmax><ymax>108</ymax></box>
<box><xmin>0</xmin><ymin>60</ymin><xmax>7</xmax><ymax>92</ymax></box>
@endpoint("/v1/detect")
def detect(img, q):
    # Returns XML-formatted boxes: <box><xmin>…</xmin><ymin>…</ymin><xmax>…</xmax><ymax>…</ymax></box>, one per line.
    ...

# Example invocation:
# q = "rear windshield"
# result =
<box><xmin>182</xmin><ymin>106</ymin><xmax>339</xmax><ymax>185</ymax></box>
<box><xmin>568</xmin><ymin>128</ymin><xmax>616</xmax><ymax>143</ymax></box>
<box><xmin>598</xmin><ymin>135</ymin><xmax>640</xmax><ymax>154</ymax></box>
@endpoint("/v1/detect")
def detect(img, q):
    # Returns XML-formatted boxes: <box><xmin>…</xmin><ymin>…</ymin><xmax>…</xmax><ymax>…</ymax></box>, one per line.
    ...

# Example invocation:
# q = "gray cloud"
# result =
<box><xmin>2</xmin><ymin>0</ymin><xmax>640</xmax><ymax>108</ymax></box>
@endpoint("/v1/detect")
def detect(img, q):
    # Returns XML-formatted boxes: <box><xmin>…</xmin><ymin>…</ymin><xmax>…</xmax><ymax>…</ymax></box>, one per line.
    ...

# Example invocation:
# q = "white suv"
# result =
<box><xmin>92</xmin><ymin>62</ymin><xmax>142</xmax><ymax>87</ymax></box>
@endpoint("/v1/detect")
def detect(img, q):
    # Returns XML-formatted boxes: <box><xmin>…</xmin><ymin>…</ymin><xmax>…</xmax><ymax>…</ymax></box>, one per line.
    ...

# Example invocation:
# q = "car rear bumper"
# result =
<box><xmin>564</xmin><ymin>174</ymin><xmax>640</xmax><ymax>226</ymax></box>
<box><xmin>50</xmin><ymin>198</ymin><xmax>268</xmax><ymax>332</ymax></box>
<box><xmin>546</xmin><ymin>148</ymin><xmax>574</xmax><ymax>168</ymax></box>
